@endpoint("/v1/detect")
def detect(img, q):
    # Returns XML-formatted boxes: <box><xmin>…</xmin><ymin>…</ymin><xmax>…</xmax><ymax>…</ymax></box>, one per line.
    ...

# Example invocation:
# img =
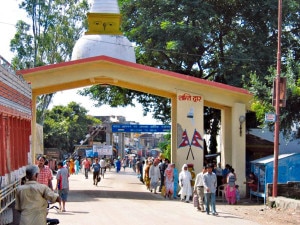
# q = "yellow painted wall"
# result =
<box><xmin>176</xmin><ymin>90</ymin><xmax>204</xmax><ymax>174</ymax></box>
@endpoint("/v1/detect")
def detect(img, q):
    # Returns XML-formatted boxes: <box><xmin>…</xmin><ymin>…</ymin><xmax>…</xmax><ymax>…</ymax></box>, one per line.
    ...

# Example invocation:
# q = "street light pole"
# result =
<box><xmin>273</xmin><ymin>0</ymin><xmax>282</xmax><ymax>197</ymax></box>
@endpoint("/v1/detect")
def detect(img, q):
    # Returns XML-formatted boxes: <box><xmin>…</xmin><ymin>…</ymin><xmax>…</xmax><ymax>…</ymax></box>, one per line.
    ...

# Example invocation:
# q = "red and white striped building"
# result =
<box><xmin>0</xmin><ymin>55</ymin><xmax>32</xmax><ymax>223</ymax></box>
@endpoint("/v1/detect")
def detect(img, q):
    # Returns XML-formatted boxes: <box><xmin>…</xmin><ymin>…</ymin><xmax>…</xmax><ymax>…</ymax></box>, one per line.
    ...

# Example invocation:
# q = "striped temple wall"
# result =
<box><xmin>0</xmin><ymin>55</ymin><xmax>32</xmax><ymax>223</ymax></box>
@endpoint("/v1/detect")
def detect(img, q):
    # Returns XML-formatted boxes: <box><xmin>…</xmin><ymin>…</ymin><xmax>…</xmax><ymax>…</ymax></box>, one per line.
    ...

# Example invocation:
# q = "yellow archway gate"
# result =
<box><xmin>17</xmin><ymin>55</ymin><xmax>252</xmax><ymax>196</ymax></box>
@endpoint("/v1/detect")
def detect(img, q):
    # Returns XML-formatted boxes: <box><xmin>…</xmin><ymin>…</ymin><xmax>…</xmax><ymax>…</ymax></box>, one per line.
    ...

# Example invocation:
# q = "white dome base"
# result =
<box><xmin>71</xmin><ymin>35</ymin><xmax>136</xmax><ymax>63</ymax></box>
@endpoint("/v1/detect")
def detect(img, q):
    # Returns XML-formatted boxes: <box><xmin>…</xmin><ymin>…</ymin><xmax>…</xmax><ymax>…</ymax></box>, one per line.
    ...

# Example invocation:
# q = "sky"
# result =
<box><xmin>0</xmin><ymin>1</ymin><xmax>160</xmax><ymax>124</ymax></box>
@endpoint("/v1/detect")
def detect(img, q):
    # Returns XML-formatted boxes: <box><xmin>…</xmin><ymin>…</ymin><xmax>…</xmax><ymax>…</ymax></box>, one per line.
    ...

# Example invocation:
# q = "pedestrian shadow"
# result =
<box><xmin>67</xmin><ymin>189</ymin><xmax>166</xmax><ymax>202</ymax></box>
<box><xmin>49</xmin><ymin>210</ymin><xmax>89</xmax><ymax>215</ymax></box>
<box><xmin>216</xmin><ymin>212</ymin><xmax>247</xmax><ymax>220</ymax></box>
<box><xmin>216</xmin><ymin>198</ymin><xmax>265</xmax><ymax>206</ymax></box>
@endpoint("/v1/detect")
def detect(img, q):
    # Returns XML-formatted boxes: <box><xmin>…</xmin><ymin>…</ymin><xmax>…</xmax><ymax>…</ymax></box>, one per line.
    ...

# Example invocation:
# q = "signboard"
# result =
<box><xmin>112</xmin><ymin>124</ymin><xmax>171</xmax><ymax>133</ymax></box>
<box><xmin>93</xmin><ymin>145</ymin><xmax>113</xmax><ymax>156</ymax></box>
<box><xmin>272</xmin><ymin>77</ymin><xmax>286</xmax><ymax>107</ymax></box>
<box><xmin>265</xmin><ymin>113</ymin><xmax>276</xmax><ymax>122</ymax></box>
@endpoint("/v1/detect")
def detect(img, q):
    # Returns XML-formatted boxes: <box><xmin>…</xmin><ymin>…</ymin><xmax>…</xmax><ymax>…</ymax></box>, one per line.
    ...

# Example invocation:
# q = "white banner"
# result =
<box><xmin>93</xmin><ymin>145</ymin><xmax>113</xmax><ymax>156</ymax></box>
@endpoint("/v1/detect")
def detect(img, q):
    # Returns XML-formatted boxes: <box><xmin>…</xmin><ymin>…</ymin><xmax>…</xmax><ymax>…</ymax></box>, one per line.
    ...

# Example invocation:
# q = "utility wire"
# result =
<box><xmin>0</xmin><ymin>20</ymin><xmax>296</xmax><ymax>64</ymax></box>
<box><xmin>0</xmin><ymin>21</ymin><xmax>16</xmax><ymax>26</ymax></box>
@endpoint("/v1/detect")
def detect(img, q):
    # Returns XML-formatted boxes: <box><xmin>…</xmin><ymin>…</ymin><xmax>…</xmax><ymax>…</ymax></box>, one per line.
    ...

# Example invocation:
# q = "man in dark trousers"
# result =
<box><xmin>158</xmin><ymin>158</ymin><xmax>169</xmax><ymax>192</ymax></box>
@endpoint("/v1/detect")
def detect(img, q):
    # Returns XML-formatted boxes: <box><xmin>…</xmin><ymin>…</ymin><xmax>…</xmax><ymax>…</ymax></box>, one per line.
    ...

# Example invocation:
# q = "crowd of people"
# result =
<box><xmin>16</xmin><ymin>154</ymin><xmax>259</xmax><ymax>224</ymax></box>
<box><xmin>133</xmin><ymin>157</ymin><xmax>259</xmax><ymax>216</ymax></box>
<box><xmin>134</xmin><ymin>157</ymin><xmax>220</xmax><ymax>215</ymax></box>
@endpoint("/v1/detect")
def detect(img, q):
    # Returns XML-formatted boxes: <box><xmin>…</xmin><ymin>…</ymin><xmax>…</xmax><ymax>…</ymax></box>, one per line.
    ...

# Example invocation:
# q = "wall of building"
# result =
<box><xmin>0</xmin><ymin>56</ymin><xmax>32</xmax><ymax>223</ymax></box>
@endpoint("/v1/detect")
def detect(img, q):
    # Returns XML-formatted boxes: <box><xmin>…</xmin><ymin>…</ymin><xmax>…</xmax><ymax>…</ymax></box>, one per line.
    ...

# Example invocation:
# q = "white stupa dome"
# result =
<box><xmin>71</xmin><ymin>0</ymin><xmax>136</xmax><ymax>63</ymax></box>
<box><xmin>72</xmin><ymin>35</ymin><xmax>136</xmax><ymax>62</ymax></box>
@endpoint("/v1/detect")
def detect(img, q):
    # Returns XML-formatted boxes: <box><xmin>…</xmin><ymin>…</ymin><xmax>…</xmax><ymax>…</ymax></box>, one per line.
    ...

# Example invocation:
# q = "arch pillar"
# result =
<box><xmin>175</xmin><ymin>90</ymin><xmax>204</xmax><ymax>173</ymax></box>
<box><xmin>171</xmin><ymin>96</ymin><xmax>177</xmax><ymax>164</ymax></box>
<box><xmin>220</xmin><ymin>106</ymin><xmax>232</xmax><ymax>166</ymax></box>
<box><xmin>231</xmin><ymin>103</ymin><xmax>247</xmax><ymax>196</ymax></box>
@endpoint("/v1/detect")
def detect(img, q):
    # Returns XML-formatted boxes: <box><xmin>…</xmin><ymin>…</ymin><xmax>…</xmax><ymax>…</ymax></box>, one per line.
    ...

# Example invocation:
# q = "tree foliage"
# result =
<box><xmin>82</xmin><ymin>0</ymin><xmax>300</xmax><ymax>136</ymax></box>
<box><xmin>158</xmin><ymin>133</ymin><xmax>171</xmax><ymax>160</ymax></box>
<box><xmin>245</xmin><ymin>52</ymin><xmax>300</xmax><ymax>138</ymax></box>
<box><xmin>10</xmin><ymin>0</ymin><xmax>89</xmax><ymax>124</ymax></box>
<box><xmin>11</xmin><ymin>0</ymin><xmax>300</xmax><ymax>140</ymax></box>
<box><xmin>43</xmin><ymin>102</ymin><xmax>100</xmax><ymax>152</ymax></box>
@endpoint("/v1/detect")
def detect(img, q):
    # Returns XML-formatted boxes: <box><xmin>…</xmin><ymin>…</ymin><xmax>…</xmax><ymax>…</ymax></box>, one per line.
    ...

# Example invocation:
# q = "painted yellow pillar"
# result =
<box><xmin>231</xmin><ymin>102</ymin><xmax>247</xmax><ymax>196</ymax></box>
<box><xmin>221</xmin><ymin>107</ymin><xmax>232</xmax><ymax>166</ymax></box>
<box><xmin>176</xmin><ymin>90</ymin><xmax>204</xmax><ymax>173</ymax></box>
<box><xmin>171</xmin><ymin>96</ymin><xmax>177</xmax><ymax>164</ymax></box>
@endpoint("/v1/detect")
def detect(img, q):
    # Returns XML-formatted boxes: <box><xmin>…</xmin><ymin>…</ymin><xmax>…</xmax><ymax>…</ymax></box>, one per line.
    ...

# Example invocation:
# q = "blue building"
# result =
<box><xmin>250</xmin><ymin>153</ymin><xmax>300</xmax><ymax>203</ymax></box>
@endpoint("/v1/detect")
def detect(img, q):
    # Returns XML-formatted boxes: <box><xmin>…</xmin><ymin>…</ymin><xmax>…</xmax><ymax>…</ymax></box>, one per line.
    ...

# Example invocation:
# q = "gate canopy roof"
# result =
<box><xmin>17</xmin><ymin>55</ymin><xmax>252</xmax><ymax>109</ymax></box>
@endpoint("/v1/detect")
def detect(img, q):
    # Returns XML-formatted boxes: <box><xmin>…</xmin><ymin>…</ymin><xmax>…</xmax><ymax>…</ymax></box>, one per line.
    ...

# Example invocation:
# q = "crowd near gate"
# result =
<box><xmin>0</xmin><ymin>55</ymin><xmax>32</xmax><ymax>224</ymax></box>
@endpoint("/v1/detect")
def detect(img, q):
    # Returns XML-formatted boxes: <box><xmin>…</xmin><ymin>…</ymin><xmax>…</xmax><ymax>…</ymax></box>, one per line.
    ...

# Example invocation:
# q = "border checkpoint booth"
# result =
<box><xmin>250</xmin><ymin>153</ymin><xmax>300</xmax><ymax>203</ymax></box>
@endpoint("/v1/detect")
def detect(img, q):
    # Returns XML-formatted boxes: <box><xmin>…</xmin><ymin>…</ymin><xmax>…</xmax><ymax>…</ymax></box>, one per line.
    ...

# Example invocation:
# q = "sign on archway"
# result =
<box><xmin>112</xmin><ymin>124</ymin><xmax>171</xmax><ymax>133</ymax></box>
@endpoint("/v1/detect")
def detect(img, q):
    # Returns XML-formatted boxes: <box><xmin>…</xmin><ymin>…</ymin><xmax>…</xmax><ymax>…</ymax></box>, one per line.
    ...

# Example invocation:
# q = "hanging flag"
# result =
<box><xmin>191</xmin><ymin>129</ymin><xmax>203</xmax><ymax>148</ymax></box>
<box><xmin>178</xmin><ymin>129</ymin><xmax>190</xmax><ymax>148</ymax></box>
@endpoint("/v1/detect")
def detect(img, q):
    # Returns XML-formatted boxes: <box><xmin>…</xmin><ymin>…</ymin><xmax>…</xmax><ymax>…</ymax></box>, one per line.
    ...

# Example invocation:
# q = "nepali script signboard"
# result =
<box><xmin>111</xmin><ymin>124</ymin><xmax>171</xmax><ymax>133</ymax></box>
<box><xmin>93</xmin><ymin>145</ymin><xmax>113</xmax><ymax>156</ymax></box>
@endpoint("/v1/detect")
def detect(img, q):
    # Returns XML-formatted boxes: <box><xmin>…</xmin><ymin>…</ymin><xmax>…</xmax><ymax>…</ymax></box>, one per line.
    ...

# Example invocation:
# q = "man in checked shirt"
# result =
<box><xmin>37</xmin><ymin>156</ymin><xmax>53</xmax><ymax>190</ymax></box>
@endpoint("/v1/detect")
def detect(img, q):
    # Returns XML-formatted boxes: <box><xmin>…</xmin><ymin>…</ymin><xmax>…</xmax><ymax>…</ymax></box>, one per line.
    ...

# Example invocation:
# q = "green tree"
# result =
<box><xmin>10</xmin><ymin>0</ymin><xmax>89</xmax><ymax>124</ymax></box>
<box><xmin>82</xmin><ymin>0</ymin><xmax>300</xmax><ymax>136</ymax></box>
<box><xmin>245</xmin><ymin>52</ymin><xmax>300</xmax><ymax>138</ymax></box>
<box><xmin>158</xmin><ymin>133</ymin><xmax>171</xmax><ymax>160</ymax></box>
<box><xmin>43</xmin><ymin>102</ymin><xmax>100</xmax><ymax>152</ymax></box>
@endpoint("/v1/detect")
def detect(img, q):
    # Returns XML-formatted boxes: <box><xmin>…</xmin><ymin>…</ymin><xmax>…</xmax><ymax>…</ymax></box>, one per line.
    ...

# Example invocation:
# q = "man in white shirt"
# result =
<box><xmin>99</xmin><ymin>157</ymin><xmax>106</xmax><ymax>177</ymax></box>
<box><xmin>193</xmin><ymin>166</ymin><xmax>207</xmax><ymax>212</ymax></box>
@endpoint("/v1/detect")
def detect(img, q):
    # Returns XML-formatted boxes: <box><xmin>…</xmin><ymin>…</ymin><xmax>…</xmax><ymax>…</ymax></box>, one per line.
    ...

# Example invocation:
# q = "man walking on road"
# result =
<box><xmin>56</xmin><ymin>161</ymin><xmax>69</xmax><ymax>212</ymax></box>
<box><xmin>99</xmin><ymin>157</ymin><xmax>106</xmax><ymax>178</ymax></box>
<box><xmin>194</xmin><ymin>166</ymin><xmax>207</xmax><ymax>212</ymax></box>
<box><xmin>203</xmin><ymin>164</ymin><xmax>218</xmax><ymax>215</ymax></box>
<box><xmin>37</xmin><ymin>156</ymin><xmax>53</xmax><ymax>190</ymax></box>
<box><xmin>82</xmin><ymin>157</ymin><xmax>91</xmax><ymax>179</ymax></box>
<box><xmin>92</xmin><ymin>158</ymin><xmax>101</xmax><ymax>186</ymax></box>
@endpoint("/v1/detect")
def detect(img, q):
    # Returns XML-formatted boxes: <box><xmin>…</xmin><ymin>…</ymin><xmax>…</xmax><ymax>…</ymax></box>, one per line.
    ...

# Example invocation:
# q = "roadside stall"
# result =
<box><xmin>250</xmin><ymin>153</ymin><xmax>300</xmax><ymax>203</ymax></box>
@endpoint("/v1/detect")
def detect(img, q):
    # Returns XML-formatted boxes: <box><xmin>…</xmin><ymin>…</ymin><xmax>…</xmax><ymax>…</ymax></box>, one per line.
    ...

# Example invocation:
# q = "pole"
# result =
<box><xmin>273</xmin><ymin>0</ymin><xmax>282</xmax><ymax>197</ymax></box>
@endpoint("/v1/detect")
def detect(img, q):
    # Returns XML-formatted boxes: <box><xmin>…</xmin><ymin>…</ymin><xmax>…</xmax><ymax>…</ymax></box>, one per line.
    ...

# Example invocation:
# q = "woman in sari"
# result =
<box><xmin>164</xmin><ymin>163</ymin><xmax>174</xmax><ymax>199</ymax></box>
<box><xmin>69</xmin><ymin>159</ymin><xmax>75</xmax><ymax>175</ymax></box>
<box><xmin>225</xmin><ymin>167</ymin><xmax>236</xmax><ymax>204</ymax></box>
<box><xmin>144</xmin><ymin>160</ymin><xmax>152</xmax><ymax>191</ymax></box>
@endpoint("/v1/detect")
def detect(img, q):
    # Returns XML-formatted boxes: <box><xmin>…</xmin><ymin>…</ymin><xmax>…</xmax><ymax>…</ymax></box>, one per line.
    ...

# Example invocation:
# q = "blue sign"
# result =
<box><xmin>112</xmin><ymin>124</ymin><xmax>171</xmax><ymax>133</ymax></box>
<box><xmin>265</xmin><ymin>113</ymin><xmax>276</xmax><ymax>122</ymax></box>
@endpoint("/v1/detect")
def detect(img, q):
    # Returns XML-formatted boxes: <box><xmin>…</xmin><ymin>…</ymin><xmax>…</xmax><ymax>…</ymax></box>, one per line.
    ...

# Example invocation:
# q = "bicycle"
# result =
<box><xmin>47</xmin><ymin>204</ymin><xmax>60</xmax><ymax>225</ymax></box>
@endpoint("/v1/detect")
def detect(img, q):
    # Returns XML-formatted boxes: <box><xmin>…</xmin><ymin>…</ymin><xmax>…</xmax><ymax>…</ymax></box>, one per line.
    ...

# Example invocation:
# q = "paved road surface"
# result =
<box><xmin>48</xmin><ymin>168</ymin><xmax>260</xmax><ymax>225</ymax></box>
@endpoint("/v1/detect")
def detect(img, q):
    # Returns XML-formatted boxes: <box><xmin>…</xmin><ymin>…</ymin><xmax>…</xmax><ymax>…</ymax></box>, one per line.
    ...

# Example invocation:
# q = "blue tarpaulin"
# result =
<box><xmin>85</xmin><ymin>149</ymin><xmax>94</xmax><ymax>158</ymax></box>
